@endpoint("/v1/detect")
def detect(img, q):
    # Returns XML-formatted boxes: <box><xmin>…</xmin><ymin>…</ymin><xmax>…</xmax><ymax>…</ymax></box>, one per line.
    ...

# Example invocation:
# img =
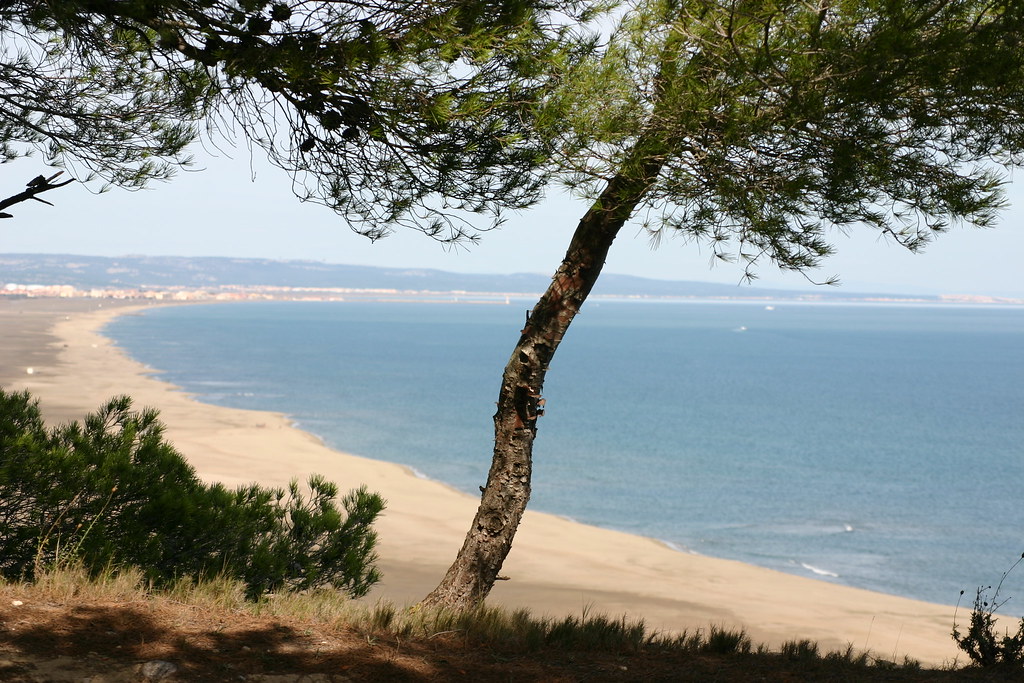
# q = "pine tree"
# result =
<box><xmin>425</xmin><ymin>0</ymin><xmax>1024</xmax><ymax>610</ymax></box>
<box><xmin>0</xmin><ymin>389</ymin><xmax>385</xmax><ymax>599</ymax></box>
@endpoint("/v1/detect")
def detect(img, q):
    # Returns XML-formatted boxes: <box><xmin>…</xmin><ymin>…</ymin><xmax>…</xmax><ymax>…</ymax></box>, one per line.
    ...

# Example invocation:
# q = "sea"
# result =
<box><xmin>104</xmin><ymin>298</ymin><xmax>1024</xmax><ymax>613</ymax></box>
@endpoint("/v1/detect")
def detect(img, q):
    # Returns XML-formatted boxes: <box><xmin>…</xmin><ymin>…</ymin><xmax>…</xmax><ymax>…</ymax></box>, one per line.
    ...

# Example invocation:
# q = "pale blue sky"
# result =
<box><xmin>4</xmin><ymin>149</ymin><xmax>1023</xmax><ymax>297</ymax></box>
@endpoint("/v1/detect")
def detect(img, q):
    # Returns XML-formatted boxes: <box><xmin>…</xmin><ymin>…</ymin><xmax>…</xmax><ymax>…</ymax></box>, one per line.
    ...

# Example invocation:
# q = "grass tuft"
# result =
<box><xmin>165</xmin><ymin>574</ymin><xmax>249</xmax><ymax>611</ymax></box>
<box><xmin>781</xmin><ymin>638</ymin><xmax>820</xmax><ymax>661</ymax></box>
<box><xmin>824</xmin><ymin>643</ymin><xmax>871</xmax><ymax>666</ymax></box>
<box><xmin>701</xmin><ymin>625</ymin><xmax>752</xmax><ymax>655</ymax></box>
<box><xmin>24</xmin><ymin>561</ymin><xmax>145</xmax><ymax>602</ymax></box>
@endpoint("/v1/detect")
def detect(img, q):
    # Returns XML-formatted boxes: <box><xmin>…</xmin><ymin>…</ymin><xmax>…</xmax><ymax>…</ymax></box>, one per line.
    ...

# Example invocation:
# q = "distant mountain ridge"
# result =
<box><xmin>0</xmin><ymin>253</ymin><xmax>931</xmax><ymax>301</ymax></box>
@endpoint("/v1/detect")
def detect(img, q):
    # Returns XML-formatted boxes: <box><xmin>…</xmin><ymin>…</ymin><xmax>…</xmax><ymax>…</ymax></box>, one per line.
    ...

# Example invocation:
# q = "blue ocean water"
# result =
<box><xmin>105</xmin><ymin>300</ymin><xmax>1024</xmax><ymax>611</ymax></box>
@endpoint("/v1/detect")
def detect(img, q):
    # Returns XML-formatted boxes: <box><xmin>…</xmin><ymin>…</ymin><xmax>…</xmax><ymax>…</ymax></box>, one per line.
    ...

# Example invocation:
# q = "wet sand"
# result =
<box><xmin>0</xmin><ymin>296</ymin><xmax>965</xmax><ymax>665</ymax></box>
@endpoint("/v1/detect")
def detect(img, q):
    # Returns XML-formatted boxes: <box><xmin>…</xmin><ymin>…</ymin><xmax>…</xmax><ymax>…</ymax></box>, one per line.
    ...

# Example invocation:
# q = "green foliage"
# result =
<box><xmin>0</xmin><ymin>5</ymin><xmax>212</xmax><ymax>188</ymax></box>
<box><xmin>952</xmin><ymin>553</ymin><xmax>1024</xmax><ymax>668</ymax></box>
<box><xmin>545</xmin><ymin>0</ymin><xmax>1024</xmax><ymax>280</ymax></box>
<box><xmin>0</xmin><ymin>389</ymin><xmax>384</xmax><ymax>600</ymax></box>
<box><xmin>1</xmin><ymin>0</ymin><xmax>598</xmax><ymax>238</ymax></box>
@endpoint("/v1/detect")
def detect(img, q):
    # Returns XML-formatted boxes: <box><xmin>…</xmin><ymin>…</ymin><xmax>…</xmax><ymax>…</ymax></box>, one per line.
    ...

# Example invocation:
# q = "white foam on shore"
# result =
<box><xmin>801</xmin><ymin>562</ymin><xmax>840</xmax><ymax>578</ymax></box>
<box><xmin>409</xmin><ymin>465</ymin><xmax>435</xmax><ymax>481</ymax></box>
<box><xmin>660</xmin><ymin>539</ymin><xmax>701</xmax><ymax>555</ymax></box>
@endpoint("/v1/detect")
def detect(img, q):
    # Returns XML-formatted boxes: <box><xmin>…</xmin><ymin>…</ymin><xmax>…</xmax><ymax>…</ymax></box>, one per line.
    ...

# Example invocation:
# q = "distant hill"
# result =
<box><xmin>0</xmin><ymin>253</ymin><xmax>931</xmax><ymax>301</ymax></box>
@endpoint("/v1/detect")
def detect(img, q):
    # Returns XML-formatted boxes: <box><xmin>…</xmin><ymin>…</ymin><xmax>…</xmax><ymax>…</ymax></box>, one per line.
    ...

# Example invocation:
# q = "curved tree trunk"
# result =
<box><xmin>422</xmin><ymin>21</ymin><xmax>687</xmax><ymax>609</ymax></box>
<box><xmin>422</xmin><ymin>167</ymin><xmax>662</xmax><ymax>611</ymax></box>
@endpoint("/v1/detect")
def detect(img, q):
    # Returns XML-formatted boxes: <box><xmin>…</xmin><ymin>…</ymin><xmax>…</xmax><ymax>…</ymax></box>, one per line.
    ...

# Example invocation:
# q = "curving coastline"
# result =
<box><xmin>0</xmin><ymin>296</ymin><xmax>964</xmax><ymax>665</ymax></box>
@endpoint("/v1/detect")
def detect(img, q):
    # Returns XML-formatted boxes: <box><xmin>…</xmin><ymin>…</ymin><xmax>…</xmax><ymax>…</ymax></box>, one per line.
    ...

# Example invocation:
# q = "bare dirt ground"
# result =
<box><xmin>1</xmin><ymin>587</ymin><xmax>1021</xmax><ymax>683</ymax></box>
<box><xmin>0</xmin><ymin>589</ymin><xmax>742</xmax><ymax>682</ymax></box>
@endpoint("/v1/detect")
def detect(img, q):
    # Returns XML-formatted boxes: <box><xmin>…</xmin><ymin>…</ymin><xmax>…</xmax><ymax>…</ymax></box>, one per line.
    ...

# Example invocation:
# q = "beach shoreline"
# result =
<box><xmin>0</xmin><ymin>296</ymin><xmax>965</xmax><ymax>666</ymax></box>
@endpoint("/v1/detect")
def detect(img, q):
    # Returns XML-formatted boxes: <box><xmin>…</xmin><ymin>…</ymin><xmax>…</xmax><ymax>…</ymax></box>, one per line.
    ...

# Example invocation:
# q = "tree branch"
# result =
<box><xmin>0</xmin><ymin>172</ymin><xmax>74</xmax><ymax>218</ymax></box>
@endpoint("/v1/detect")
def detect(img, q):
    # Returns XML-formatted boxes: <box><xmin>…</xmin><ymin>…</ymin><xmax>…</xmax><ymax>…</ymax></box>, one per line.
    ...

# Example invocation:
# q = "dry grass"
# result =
<box><xmin>1</xmin><ymin>565</ymin><xmax>1020</xmax><ymax>681</ymax></box>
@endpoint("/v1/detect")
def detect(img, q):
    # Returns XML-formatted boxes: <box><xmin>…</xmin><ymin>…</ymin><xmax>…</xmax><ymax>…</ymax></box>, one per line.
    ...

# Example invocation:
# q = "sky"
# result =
<box><xmin>4</xmin><ymin>147</ymin><xmax>1024</xmax><ymax>298</ymax></box>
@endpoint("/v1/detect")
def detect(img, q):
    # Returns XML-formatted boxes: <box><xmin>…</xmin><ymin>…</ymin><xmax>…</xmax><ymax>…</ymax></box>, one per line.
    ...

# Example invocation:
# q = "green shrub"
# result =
<box><xmin>952</xmin><ymin>552</ymin><xmax>1024</xmax><ymax>668</ymax></box>
<box><xmin>0</xmin><ymin>389</ymin><xmax>384</xmax><ymax>600</ymax></box>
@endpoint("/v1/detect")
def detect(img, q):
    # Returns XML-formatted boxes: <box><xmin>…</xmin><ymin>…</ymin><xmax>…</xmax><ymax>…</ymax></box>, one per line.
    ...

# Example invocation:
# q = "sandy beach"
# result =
<box><xmin>0</xmin><ymin>296</ymin><xmax>966</xmax><ymax>666</ymax></box>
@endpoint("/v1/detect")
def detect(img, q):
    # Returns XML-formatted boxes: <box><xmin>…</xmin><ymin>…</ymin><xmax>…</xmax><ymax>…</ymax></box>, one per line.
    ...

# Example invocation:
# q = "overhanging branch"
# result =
<box><xmin>0</xmin><ymin>172</ymin><xmax>75</xmax><ymax>218</ymax></box>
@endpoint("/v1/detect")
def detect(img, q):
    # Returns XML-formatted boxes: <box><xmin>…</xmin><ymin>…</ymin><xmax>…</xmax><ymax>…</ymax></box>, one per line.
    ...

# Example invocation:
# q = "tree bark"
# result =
<box><xmin>422</xmin><ymin>164</ymin><xmax>663</xmax><ymax>611</ymax></box>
